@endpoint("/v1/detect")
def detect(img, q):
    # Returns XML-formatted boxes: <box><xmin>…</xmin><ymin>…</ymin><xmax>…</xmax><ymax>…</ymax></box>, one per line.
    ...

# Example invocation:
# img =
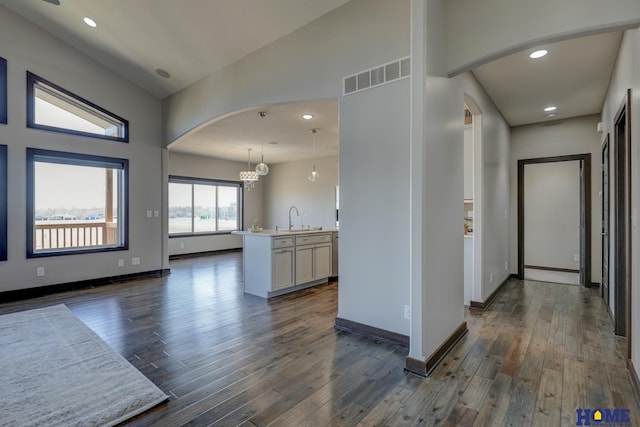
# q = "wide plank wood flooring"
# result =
<box><xmin>0</xmin><ymin>251</ymin><xmax>638</xmax><ymax>426</ymax></box>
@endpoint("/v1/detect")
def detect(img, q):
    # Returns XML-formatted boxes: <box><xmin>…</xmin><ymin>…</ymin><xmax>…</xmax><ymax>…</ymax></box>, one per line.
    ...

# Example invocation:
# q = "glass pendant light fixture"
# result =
<box><xmin>239</xmin><ymin>148</ymin><xmax>259</xmax><ymax>190</ymax></box>
<box><xmin>255</xmin><ymin>111</ymin><xmax>269</xmax><ymax>176</ymax></box>
<box><xmin>308</xmin><ymin>128</ymin><xmax>320</xmax><ymax>182</ymax></box>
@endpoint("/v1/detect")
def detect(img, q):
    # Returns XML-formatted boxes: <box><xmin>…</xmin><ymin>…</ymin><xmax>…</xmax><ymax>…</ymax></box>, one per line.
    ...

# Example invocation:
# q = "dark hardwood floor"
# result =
<box><xmin>0</xmin><ymin>252</ymin><xmax>638</xmax><ymax>426</ymax></box>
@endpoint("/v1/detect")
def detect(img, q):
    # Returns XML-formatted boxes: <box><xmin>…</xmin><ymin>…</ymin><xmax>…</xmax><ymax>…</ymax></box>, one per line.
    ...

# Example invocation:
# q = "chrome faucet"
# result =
<box><xmin>288</xmin><ymin>205</ymin><xmax>299</xmax><ymax>230</ymax></box>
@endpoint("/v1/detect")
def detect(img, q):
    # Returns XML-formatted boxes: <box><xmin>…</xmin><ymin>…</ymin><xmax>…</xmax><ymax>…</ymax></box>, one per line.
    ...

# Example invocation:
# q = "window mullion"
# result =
<box><xmin>215</xmin><ymin>186</ymin><xmax>219</xmax><ymax>232</ymax></box>
<box><xmin>191</xmin><ymin>184</ymin><xmax>195</xmax><ymax>233</ymax></box>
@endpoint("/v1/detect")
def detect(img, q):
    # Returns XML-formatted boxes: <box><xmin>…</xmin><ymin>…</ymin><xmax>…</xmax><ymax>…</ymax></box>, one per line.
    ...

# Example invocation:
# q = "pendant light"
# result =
<box><xmin>308</xmin><ymin>128</ymin><xmax>320</xmax><ymax>182</ymax></box>
<box><xmin>255</xmin><ymin>111</ymin><xmax>269</xmax><ymax>176</ymax></box>
<box><xmin>239</xmin><ymin>148</ymin><xmax>259</xmax><ymax>190</ymax></box>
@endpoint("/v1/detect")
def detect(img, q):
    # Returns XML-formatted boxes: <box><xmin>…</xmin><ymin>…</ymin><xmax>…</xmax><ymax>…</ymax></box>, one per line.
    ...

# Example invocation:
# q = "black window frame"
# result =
<box><xmin>0</xmin><ymin>57</ymin><xmax>7</xmax><ymax>124</ymax></box>
<box><xmin>26</xmin><ymin>148</ymin><xmax>129</xmax><ymax>258</ymax></box>
<box><xmin>168</xmin><ymin>175</ymin><xmax>243</xmax><ymax>237</ymax></box>
<box><xmin>26</xmin><ymin>72</ymin><xmax>129</xmax><ymax>143</ymax></box>
<box><xmin>0</xmin><ymin>145</ymin><xmax>7</xmax><ymax>261</ymax></box>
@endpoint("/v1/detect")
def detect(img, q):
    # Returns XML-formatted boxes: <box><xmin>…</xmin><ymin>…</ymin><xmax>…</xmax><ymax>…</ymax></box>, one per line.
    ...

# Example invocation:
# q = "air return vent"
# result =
<box><xmin>343</xmin><ymin>56</ymin><xmax>411</xmax><ymax>96</ymax></box>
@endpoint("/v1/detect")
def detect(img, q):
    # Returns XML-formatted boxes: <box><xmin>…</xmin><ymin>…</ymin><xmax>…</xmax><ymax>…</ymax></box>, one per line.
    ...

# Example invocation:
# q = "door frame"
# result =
<box><xmin>613</xmin><ymin>89</ymin><xmax>632</xmax><ymax>350</ymax></box>
<box><xmin>601</xmin><ymin>134</ymin><xmax>610</xmax><ymax>306</ymax></box>
<box><xmin>517</xmin><ymin>153</ymin><xmax>592</xmax><ymax>286</ymax></box>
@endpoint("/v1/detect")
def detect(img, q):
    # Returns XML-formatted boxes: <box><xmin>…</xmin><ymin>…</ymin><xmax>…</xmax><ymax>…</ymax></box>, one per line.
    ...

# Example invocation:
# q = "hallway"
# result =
<box><xmin>0</xmin><ymin>253</ymin><xmax>636</xmax><ymax>426</ymax></box>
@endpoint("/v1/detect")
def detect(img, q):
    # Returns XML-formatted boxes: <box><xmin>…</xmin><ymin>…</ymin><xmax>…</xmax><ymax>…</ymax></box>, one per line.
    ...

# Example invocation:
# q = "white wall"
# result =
<box><xmin>445</xmin><ymin>0</ymin><xmax>640</xmax><ymax>74</ymax></box>
<box><xmin>600</xmin><ymin>28</ymin><xmax>640</xmax><ymax>379</ymax></box>
<box><xmin>0</xmin><ymin>6</ymin><xmax>163</xmax><ymax>292</ymax></box>
<box><xmin>264</xmin><ymin>155</ymin><xmax>338</xmax><ymax>230</ymax></box>
<box><xmin>167</xmin><ymin>152</ymin><xmax>264</xmax><ymax>256</ymax></box>
<box><xmin>339</xmin><ymin>78</ymin><xmax>410</xmax><ymax>335</ymax></box>
<box><xmin>510</xmin><ymin>115</ymin><xmax>603</xmax><ymax>281</ymax></box>
<box><xmin>524</xmin><ymin>161</ymin><xmax>580</xmax><ymax>270</ymax></box>
<box><xmin>463</xmin><ymin>79</ymin><xmax>512</xmax><ymax>304</ymax></box>
<box><xmin>163</xmin><ymin>0</ymin><xmax>410</xmax><ymax>145</ymax></box>
<box><xmin>409</xmin><ymin>0</ymin><xmax>511</xmax><ymax>363</ymax></box>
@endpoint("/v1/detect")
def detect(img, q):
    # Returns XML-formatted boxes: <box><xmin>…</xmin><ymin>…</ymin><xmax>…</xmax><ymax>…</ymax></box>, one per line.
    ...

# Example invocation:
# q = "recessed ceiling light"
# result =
<box><xmin>545</xmin><ymin>113</ymin><xmax>557</xmax><ymax>118</ymax></box>
<box><xmin>83</xmin><ymin>17</ymin><xmax>97</xmax><ymax>28</ymax></box>
<box><xmin>544</xmin><ymin>106</ymin><xmax>557</xmax><ymax>112</ymax></box>
<box><xmin>529</xmin><ymin>49</ymin><xmax>548</xmax><ymax>59</ymax></box>
<box><xmin>155</xmin><ymin>68</ymin><xmax>171</xmax><ymax>78</ymax></box>
<box><xmin>268</xmin><ymin>141</ymin><xmax>278</xmax><ymax>145</ymax></box>
<box><xmin>302</xmin><ymin>114</ymin><xmax>313</xmax><ymax>120</ymax></box>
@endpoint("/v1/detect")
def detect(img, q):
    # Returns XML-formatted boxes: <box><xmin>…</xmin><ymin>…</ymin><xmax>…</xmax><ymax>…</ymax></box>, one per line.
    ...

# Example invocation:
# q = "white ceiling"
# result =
<box><xmin>472</xmin><ymin>31</ymin><xmax>622</xmax><ymax>127</ymax></box>
<box><xmin>169</xmin><ymin>100</ymin><xmax>339</xmax><ymax>164</ymax></box>
<box><xmin>0</xmin><ymin>1</ymin><xmax>625</xmax><ymax>162</ymax></box>
<box><xmin>0</xmin><ymin>0</ymin><xmax>350</xmax><ymax>98</ymax></box>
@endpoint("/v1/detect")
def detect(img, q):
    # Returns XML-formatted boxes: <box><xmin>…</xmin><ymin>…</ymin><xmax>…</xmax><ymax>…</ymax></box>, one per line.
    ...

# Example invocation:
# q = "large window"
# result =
<box><xmin>27</xmin><ymin>72</ymin><xmax>129</xmax><ymax>142</ymax></box>
<box><xmin>169</xmin><ymin>177</ymin><xmax>242</xmax><ymax>235</ymax></box>
<box><xmin>27</xmin><ymin>148</ymin><xmax>128</xmax><ymax>257</ymax></box>
<box><xmin>0</xmin><ymin>145</ymin><xmax>6</xmax><ymax>261</ymax></box>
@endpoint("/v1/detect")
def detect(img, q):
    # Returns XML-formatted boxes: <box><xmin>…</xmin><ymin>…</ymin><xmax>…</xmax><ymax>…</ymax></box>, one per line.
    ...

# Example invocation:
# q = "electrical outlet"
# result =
<box><xmin>36</xmin><ymin>267</ymin><xmax>45</xmax><ymax>277</ymax></box>
<box><xmin>504</xmin><ymin>261</ymin><xmax>508</xmax><ymax>272</ymax></box>
<box><xmin>574</xmin><ymin>254</ymin><xmax>580</xmax><ymax>262</ymax></box>
<box><xmin>118</xmin><ymin>259</ymin><xmax>124</xmax><ymax>267</ymax></box>
<box><xmin>404</xmin><ymin>305</ymin><xmax>411</xmax><ymax>320</ymax></box>
<box><xmin>180</xmin><ymin>243</ymin><xmax>185</xmax><ymax>249</ymax></box>
<box><xmin>146</xmin><ymin>210</ymin><xmax>152</xmax><ymax>218</ymax></box>
<box><xmin>490</xmin><ymin>272</ymin><xmax>494</xmax><ymax>284</ymax></box>
<box><xmin>153</xmin><ymin>210</ymin><xmax>159</xmax><ymax>218</ymax></box>
<box><xmin>132</xmin><ymin>257</ymin><xmax>140</xmax><ymax>265</ymax></box>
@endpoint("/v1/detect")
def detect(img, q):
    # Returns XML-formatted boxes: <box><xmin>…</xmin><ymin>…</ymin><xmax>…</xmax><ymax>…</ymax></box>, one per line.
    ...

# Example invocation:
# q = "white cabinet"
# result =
<box><xmin>239</xmin><ymin>231</ymin><xmax>334</xmax><ymax>298</ymax></box>
<box><xmin>295</xmin><ymin>233</ymin><xmax>332</xmax><ymax>284</ymax></box>
<box><xmin>295</xmin><ymin>245</ymin><xmax>315</xmax><ymax>284</ymax></box>
<box><xmin>273</xmin><ymin>247</ymin><xmax>294</xmax><ymax>290</ymax></box>
<box><xmin>314</xmin><ymin>243</ymin><xmax>332</xmax><ymax>279</ymax></box>
<box><xmin>331</xmin><ymin>231</ymin><xmax>338</xmax><ymax>277</ymax></box>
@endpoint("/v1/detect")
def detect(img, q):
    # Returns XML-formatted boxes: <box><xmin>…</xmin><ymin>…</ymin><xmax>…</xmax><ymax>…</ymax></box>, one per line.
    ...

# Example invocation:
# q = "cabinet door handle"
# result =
<box><xmin>276</xmin><ymin>250</ymin><xmax>289</xmax><ymax>254</ymax></box>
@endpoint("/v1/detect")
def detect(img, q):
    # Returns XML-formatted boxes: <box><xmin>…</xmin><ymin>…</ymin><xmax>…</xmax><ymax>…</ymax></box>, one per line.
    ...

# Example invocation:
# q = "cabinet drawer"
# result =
<box><xmin>295</xmin><ymin>233</ymin><xmax>331</xmax><ymax>245</ymax></box>
<box><xmin>272</xmin><ymin>236</ymin><xmax>295</xmax><ymax>249</ymax></box>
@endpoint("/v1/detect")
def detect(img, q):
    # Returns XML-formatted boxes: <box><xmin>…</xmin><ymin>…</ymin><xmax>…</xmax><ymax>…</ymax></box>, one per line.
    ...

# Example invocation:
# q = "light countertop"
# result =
<box><xmin>232</xmin><ymin>228</ymin><xmax>338</xmax><ymax>237</ymax></box>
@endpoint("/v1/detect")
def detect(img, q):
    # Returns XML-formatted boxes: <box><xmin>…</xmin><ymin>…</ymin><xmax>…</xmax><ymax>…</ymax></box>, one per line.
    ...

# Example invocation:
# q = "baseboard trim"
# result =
<box><xmin>169</xmin><ymin>248</ymin><xmax>241</xmax><ymax>260</ymax></box>
<box><xmin>628</xmin><ymin>359</ymin><xmax>640</xmax><ymax>407</ymax></box>
<box><xmin>0</xmin><ymin>268</ymin><xmax>170</xmax><ymax>303</ymax></box>
<box><xmin>524</xmin><ymin>265</ymin><xmax>580</xmax><ymax>274</ymax></box>
<box><xmin>334</xmin><ymin>317</ymin><xmax>409</xmax><ymax>347</ymax></box>
<box><xmin>405</xmin><ymin>356</ymin><xmax>428</xmax><ymax>377</ymax></box>
<box><xmin>469</xmin><ymin>274</ymin><xmax>514</xmax><ymax>310</ymax></box>
<box><xmin>405</xmin><ymin>321</ymin><xmax>468</xmax><ymax>377</ymax></box>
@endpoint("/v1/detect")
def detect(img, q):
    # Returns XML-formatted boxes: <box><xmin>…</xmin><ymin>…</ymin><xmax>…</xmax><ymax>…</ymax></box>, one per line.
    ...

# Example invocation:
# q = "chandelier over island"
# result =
<box><xmin>239</xmin><ymin>148</ymin><xmax>259</xmax><ymax>190</ymax></box>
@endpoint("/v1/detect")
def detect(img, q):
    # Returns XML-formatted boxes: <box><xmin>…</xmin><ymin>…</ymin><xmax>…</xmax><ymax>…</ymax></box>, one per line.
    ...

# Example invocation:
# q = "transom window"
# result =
<box><xmin>27</xmin><ymin>148</ymin><xmax>129</xmax><ymax>257</ymax></box>
<box><xmin>169</xmin><ymin>177</ymin><xmax>242</xmax><ymax>235</ymax></box>
<box><xmin>27</xmin><ymin>72</ymin><xmax>129</xmax><ymax>142</ymax></box>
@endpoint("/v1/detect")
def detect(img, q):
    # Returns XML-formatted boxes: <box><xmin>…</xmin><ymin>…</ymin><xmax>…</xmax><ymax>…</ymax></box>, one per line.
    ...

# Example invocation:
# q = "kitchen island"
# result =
<box><xmin>233</xmin><ymin>228</ymin><xmax>338</xmax><ymax>298</ymax></box>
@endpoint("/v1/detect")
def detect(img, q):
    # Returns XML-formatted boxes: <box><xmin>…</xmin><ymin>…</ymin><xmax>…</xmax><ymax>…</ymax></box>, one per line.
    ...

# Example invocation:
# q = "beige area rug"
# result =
<box><xmin>0</xmin><ymin>304</ymin><xmax>168</xmax><ymax>427</ymax></box>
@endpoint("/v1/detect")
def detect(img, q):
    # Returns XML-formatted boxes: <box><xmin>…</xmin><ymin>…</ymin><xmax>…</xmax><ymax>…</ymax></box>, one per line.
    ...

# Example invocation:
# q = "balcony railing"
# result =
<box><xmin>35</xmin><ymin>221</ymin><xmax>117</xmax><ymax>250</ymax></box>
